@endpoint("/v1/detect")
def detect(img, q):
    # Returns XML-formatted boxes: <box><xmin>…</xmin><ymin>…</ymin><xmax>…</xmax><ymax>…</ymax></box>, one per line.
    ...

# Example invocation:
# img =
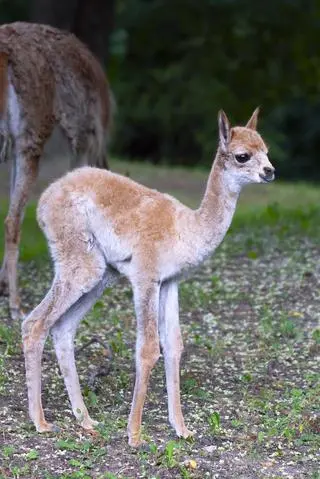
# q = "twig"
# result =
<box><xmin>75</xmin><ymin>336</ymin><xmax>113</xmax><ymax>361</ymax></box>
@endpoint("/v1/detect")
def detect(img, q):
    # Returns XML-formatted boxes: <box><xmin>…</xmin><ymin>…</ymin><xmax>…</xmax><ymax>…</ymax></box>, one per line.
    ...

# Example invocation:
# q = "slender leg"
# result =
<box><xmin>22</xmin><ymin>248</ymin><xmax>105</xmax><ymax>432</ymax></box>
<box><xmin>0</xmin><ymin>145</ymin><xmax>41</xmax><ymax>319</ymax></box>
<box><xmin>51</xmin><ymin>280</ymin><xmax>106</xmax><ymax>430</ymax></box>
<box><xmin>22</xmin><ymin>279</ymin><xmax>72</xmax><ymax>432</ymax></box>
<box><xmin>0</xmin><ymin>147</ymin><xmax>17</xmax><ymax>295</ymax></box>
<box><xmin>159</xmin><ymin>280</ymin><xmax>193</xmax><ymax>438</ymax></box>
<box><xmin>127</xmin><ymin>281</ymin><xmax>161</xmax><ymax>447</ymax></box>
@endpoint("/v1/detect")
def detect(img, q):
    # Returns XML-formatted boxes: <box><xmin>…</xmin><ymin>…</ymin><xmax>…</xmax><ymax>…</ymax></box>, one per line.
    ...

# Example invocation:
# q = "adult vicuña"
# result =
<box><xmin>0</xmin><ymin>22</ymin><xmax>112</xmax><ymax>319</ymax></box>
<box><xmin>22</xmin><ymin>109</ymin><xmax>275</xmax><ymax>447</ymax></box>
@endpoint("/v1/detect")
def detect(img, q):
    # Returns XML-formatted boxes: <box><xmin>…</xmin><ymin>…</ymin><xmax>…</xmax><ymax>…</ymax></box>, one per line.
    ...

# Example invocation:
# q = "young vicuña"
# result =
<box><xmin>22</xmin><ymin>109</ymin><xmax>275</xmax><ymax>447</ymax></box>
<box><xmin>0</xmin><ymin>22</ymin><xmax>112</xmax><ymax>319</ymax></box>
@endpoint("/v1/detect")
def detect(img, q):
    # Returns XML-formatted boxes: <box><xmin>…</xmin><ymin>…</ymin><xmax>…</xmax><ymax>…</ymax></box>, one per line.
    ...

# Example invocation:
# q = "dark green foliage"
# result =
<box><xmin>0</xmin><ymin>0</ymin><xmax>29</xmax><ymax>24</ymax></box>
<box><xmin>109</xmin><ymin>0</ymin><xmax>320</xmax><ymax>178</ymax></box>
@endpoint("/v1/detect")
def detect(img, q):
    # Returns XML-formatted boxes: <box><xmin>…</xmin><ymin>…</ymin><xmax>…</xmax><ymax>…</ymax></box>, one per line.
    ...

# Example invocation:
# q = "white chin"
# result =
<box><xmin>259</xmin><ymin>174</ymin><xmax>274</xmax><ymax>183</ymax></box>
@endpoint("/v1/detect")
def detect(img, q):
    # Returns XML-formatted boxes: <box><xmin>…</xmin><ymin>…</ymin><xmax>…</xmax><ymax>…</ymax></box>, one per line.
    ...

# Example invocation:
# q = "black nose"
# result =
<box><xmin>263</xmin><ymin>166</ymin><xmax>275</xmax><ymax>177</ymax></box>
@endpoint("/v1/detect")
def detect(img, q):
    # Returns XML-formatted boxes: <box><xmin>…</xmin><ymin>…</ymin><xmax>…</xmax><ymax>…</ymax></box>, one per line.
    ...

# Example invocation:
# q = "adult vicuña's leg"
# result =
<box><xmin>51</xmin><ymin>279</ymin><xmax>108</xmax><ymax>430</ymax></box>
<box><xmin>128</xmin><ymin>281</ymin><xmax>160</xmax><ymax>447</ymax></box>
<box><xmin>159</xmin><ymin>280</ymin><xmax>193</xmax><ymax>438</ymax></box>
<box><xmin>0</xmin><ymin>146</ymin><xmax>17</xmax><ymax>296</ymax></box>
<box><xmin>0</xmin><ymin>146</ymin><xmax>41</xmax><ymax>318</ymax></box>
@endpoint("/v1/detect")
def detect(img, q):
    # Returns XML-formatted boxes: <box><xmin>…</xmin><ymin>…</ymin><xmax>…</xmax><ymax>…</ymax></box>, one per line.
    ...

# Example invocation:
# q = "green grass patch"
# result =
<box><xmin>0</xmin><ymin>200</ymin><xmax>48</xmax><ymax>262</ymax></box>
<box><xmin>0</xmin><ymin>159</ymin><xmax>319</xmax><ymax>262</ymax></box>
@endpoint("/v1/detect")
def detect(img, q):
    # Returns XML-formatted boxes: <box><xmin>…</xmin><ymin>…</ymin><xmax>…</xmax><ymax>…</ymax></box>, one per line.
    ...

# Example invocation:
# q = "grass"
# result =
<box><xmin>0</xmin><ymin>158</ymin><xmax>319</xmax><ymax>478</ymax></box>
<box><xmin>0</xmin><ymin>158</ymin><xmax>319</xmax><ymax>262</ymax></box>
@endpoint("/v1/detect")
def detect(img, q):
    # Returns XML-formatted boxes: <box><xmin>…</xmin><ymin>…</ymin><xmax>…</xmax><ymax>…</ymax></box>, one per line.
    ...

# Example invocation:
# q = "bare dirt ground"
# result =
<box><xmin>0</xmin><ymin>157</ymin><xmax>319</xmax><ymax>479</ymax></box>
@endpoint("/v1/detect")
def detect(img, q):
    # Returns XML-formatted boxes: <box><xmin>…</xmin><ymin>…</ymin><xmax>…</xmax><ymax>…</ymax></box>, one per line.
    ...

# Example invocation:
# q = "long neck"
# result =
<box><xmin>195</xmin><ymin>150</ymin><xmax>241</xmax><ymax>253</ymax></box>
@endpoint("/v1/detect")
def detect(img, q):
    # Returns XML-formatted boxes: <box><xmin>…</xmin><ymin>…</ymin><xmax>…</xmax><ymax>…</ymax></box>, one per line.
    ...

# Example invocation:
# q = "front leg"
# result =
<box><xmin>159</xmin><ymin>280</ymin><xmax>193</xmax><ymax>439</ymax></box>
<box><xmin>128</xmin><ymin>281</ymin><xmax>161</xmax><ymax>447</ymax></box>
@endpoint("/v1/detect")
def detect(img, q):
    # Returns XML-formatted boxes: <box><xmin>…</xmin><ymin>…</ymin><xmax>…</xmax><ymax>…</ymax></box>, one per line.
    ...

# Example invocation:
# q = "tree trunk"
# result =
<box><xmin>73</xmin><ymin>0</ymin><xmax>115</xmax><ymax>66</ymax></box>
<box><xmin>30</xmin><ymin>0</ymin><xmax>115</xmax><ymax>66</ymax></box>
<box><xmin>31</xmin><ymin>0</ymin><xmax>78</xmax><ymax>32</ymax></box>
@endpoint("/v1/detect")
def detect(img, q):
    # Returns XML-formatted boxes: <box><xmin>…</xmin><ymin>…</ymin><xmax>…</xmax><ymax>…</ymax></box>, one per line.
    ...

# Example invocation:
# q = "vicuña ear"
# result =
<box><xmin>218</xmin><ymin>110</ymin><xmax>231</xmax><ymax>153</ymax></box>
<box><xmin>246</xmin><ymin>107</ymin><xmax>260</xmax><ymax>130</ymax></box>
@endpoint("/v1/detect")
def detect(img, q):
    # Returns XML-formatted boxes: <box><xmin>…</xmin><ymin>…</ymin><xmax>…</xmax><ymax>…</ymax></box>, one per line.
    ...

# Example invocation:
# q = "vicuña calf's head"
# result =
<box><xmin>218</xmin><ymin>108</ymin><xmax>275</xmax><ymax>186</ymax></box>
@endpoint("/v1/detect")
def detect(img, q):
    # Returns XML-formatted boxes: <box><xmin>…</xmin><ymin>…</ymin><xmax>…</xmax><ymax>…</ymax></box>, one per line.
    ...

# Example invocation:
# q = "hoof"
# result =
<box><xmin>177</xmin><ymin>427</ymin><xmax>195</xmax><ymax>440</ymax></box>
<box><xmin>80</xmin><ymin>417</ymin><xmax>99</xmax><ymax>431</ymax></box>
<box><xmin>84</xmin><ymin>428</ymin><xmax>100</xmax><ymax>437</ymax></box>
<box><xmin>128</xmin><ymin>433</ymin><xmax>145</xmax><ymax>448</ymax></box>
<box><xmin>10</xmin><ymin>306</ymin><xmax>25</xmax><ymax>321</ymax></box>
<box><xmin>36</xmin><ymin>421</ymin><xmax>60</xmax><ymax>433</ymax></box>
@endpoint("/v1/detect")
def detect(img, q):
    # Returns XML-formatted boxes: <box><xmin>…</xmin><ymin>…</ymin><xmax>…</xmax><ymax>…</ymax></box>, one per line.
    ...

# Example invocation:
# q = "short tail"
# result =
<box><xmin>0</xmin><ymin>52</ymin><xmax>10</xmax><ymax>163</ymax></box>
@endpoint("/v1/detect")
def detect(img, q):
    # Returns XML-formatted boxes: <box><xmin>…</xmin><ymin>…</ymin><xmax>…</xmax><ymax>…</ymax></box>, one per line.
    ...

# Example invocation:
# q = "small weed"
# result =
<box><xmin>148</xmin><ymin>442</ymin><xmax>158</xmax><ymax>455</ymax></box>
<box><xmin>56</xmin><ymin>438</ymin><xmax>81</xmax><ymax>452</ymax></box>
<box><xmin>69</xmin><ymin>459</ymin><xmax>83</xmax><ymax>467</ymax></box>
<box><xmin>231</xmin><ymin>418</ymin><xmax>243</xmax><ymax>428</ymax></box>
<box><xmin>258</xmin><ymin>308</ymin><xmax>300</xmax><ymax>343</ymax></box>
<box><xmin>240</xmin><ymin>372</ymin><xmax>253</xmax><ymax>383</ymax></box>
<box><xmin>247</xmin><ymin>250</ymin><xmax>259</xmax><ymax>259</ymax></box>
<box><xmin>278</xmin><ymin>315</ymin><xmax>298</xmax><ymax>339</ymax></box>
<box><xmin>312</xmin><ymin>329</ymin><xmax>320</xmax><ymax>344</ymax></box>
<box><xmin>0</xmin><ymin>357</ymin><xmax>7</xmax><ymax>393</ymax></box>
<box><xmin>9</xmin><ymin>464</ymin><xmax>31</xmax><ymax>478</ymax></box>
<box><xmin>180</xmin><ymin>467</ymin><xmax>192</xmax><ymax>478</ymax></box>
<box><xmin>111</xmin><ymin>312</ymin><xmax>121</xmax><ymax>327</ymax></box>
<box><xmin>2</xmin><ymin>445</ymin><xmax>16</xmax><ymax>458</ymax></box>
<box><xmin>208</xmin><ymin>411</ymin><xmax>221</xmax><ymax>434</ymax></box>
<box><xmin>0</xmin><ymin>324</ymin><xmax>15</xmax><ymax>345</ymax></box>
<box><xmin>117</xmin><ymin>370</ymin><xmax>130</xmax><ymax>389</ymax></box>
<box><xmin>83</xmin><ymin>387</ymin><xmax>99</xmax><ymax>408</ymax></box>
<box><xmin>92</xmin><ymin>300</ymin><xmax>105</xmax><ymax>315</ymax></box>
<box><xmin>162</xmin><ymin>440</ymin><xmax>180</xmax><ymax>468</ymax></box>
<box><xmin>96</xmin><ymin>415</ymin><xmax>127</xmax><ymax>440</ymax></box>
<box><xmin>110</xmin><ymin>331</ymin><xmax>128</xmax><ymax>357</ymax></box>
<box><xmin>210</xmin><ymin>274</ymin><xmax>224</xmax><ymax>293</ymax></box>
<box><xmin>182</xmin><ymin>376</ymin><xmax>198</xmax><ymax>394</ymax></box>
<box><xmin>25</xmin><ymin>449</ymin><xmax>39</xmax><ymax>460</ymax></box>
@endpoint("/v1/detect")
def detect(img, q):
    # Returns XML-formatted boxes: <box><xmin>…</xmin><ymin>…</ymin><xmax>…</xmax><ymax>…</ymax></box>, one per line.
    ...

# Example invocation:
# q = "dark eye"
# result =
<box><xmin>235</xmin><ymin>153</ymin><xmax>251</xmax><ymax>163</ymax></box>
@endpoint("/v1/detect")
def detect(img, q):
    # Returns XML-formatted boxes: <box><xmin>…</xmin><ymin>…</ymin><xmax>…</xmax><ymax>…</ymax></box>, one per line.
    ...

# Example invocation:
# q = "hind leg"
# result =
<box><xmin>0</xmin><ymin>138</ymin><xmax>47</xmax><ymax>319</ymax></box>
<box><xmin>22</xmin><ymin>247</ymin><xmax>106</xmax><ymax>432</ymax></box>
<box><xmin>51</xmin><ymin>275</ymin><xmax>112</xmax><ymax>431</ymax></box>
<box><xmin>22</xmin><ymin>280</ymin><xmax>72</xmax><ymax>432</ymax></box>
<box><xmin>0</xmin><ymin>147</ymin><xmax>17</xmax><ymax>296</ymax></box>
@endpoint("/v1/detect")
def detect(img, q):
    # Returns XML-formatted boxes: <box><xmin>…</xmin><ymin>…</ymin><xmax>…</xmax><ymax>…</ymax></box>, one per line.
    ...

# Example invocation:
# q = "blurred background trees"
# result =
<box><xmin>1</xmin><ymin>0</ymin><xmax>320</xmax><ymax>179</ymax></box>
<box><xmin>30</xmin><ymin>0</ymin><xmax>115</xmax><ymax>66</ymax></box>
